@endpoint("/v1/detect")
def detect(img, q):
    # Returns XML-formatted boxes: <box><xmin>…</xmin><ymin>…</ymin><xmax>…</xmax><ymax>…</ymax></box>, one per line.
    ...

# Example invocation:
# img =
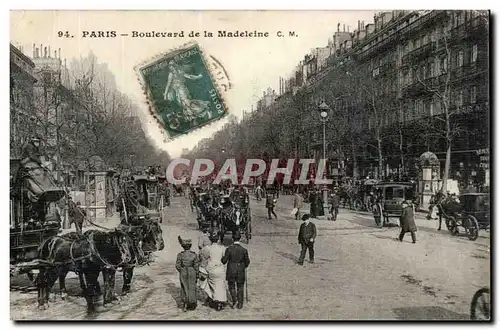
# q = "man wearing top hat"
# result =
<box><xmin>221</xmin><ymin>231</ymin><xmax>250</xmax><ymax>309</ymax></box>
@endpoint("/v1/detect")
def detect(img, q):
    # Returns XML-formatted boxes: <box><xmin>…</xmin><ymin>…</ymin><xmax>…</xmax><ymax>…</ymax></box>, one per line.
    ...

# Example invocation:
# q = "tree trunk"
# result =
<box><xmin>441</xmin><ymin>140</ymin><xmax>451</xmax><ymax>194</ymax></box>
<box><xmin>351</xmin><ymin>141</ymin><xmax>358</xmax><ymax>179</ymax></box>
<box><xmin>399</xmin><ymin>126</ymin><xmax>404</xmax><ymax>179</ymax></box>
<box><xmin>377</xmin><ymin>138</ymin><xmax>383</xmax><ymax>180</ymax></box>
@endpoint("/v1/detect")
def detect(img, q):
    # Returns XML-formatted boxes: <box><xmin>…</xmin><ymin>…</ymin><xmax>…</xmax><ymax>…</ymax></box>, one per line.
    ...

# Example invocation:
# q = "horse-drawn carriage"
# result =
<box><xmin>10</xmin><ymin>158</ymin><xmax>66</xmax><ymax>279</ymax></box>
<box><xmin>157</xmin><ymin>175</ymin><xmax>171</xmax><ymax>207</ymax></box>
<box><xmin>195</xmin><ymin>192</ymin><xmax>219</xmax><ymax>232</ymax></box>
<box><xmin>338</xmin><ymin>179</ymin><xmax>379</xmax><ymax>211</ymax></box>
<box><xmin>437</xmin><ymin>192</ymin><xmax>490</xmax><ymax>241</ymax></box>
<box><xmin>118</xmin><ymin>175</ymin><xmax>164</xmax><ymax>223</ymax></box>
<box><xmin>372</xmin><ymin>182</ymin><xmax>417</xmax><ymax>228</ymax></box>
<box><xmin>218</xmin><ymin>194</ymin><xmax>252</xmax><ymax>243</ymax></box>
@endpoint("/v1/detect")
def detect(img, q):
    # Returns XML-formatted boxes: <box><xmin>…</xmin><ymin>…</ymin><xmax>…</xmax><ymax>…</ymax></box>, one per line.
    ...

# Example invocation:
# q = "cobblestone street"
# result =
<box><xmin>10</xmin><ymin>195</ymin><xmax>490</xmax><ymax>320</ymax></box>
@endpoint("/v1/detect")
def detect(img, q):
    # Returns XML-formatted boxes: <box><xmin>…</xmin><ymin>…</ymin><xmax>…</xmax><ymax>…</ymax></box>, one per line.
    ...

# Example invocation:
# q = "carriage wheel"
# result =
<box><xmin>466</xmin><ymin>215</ymin><xmax>480</xmax><ymax>241</ymax></box>
<box><xmin>373</xmin><ymin>204</ymin><xmax>384</xmax><ymax>228</ymax></box>
<box><xmin>470</xmin><ymin>287</ymin><xmax>490</xmax><ymax>320</ymax></box>
<box><xmin>445</xmin><ymin>217</ymin><xmax>453</xmax><ymax>232</ymax></box>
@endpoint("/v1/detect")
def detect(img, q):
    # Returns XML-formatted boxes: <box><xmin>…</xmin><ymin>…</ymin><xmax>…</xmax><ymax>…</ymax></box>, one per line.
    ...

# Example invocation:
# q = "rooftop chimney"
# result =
<box><xmin>337</xmin><ymin>23</ymin><xmax>340</xmax><ymax>32</ymax></box>
<box><xmin>58</xmin><ymin>48</ymin><xmax>61</xmax><ymax>59</ymax></box>
<box><xmin>48</xmin><ymin>45</ymin><xmax>51</xmax><ymax>58</ymax></box>
<box><xmin>40</xmin><ymin>44</ymin><xmax>42</xmax><ymax>57</ymax></box>
<box><xmin>54</xmin><ymin>50</ymin><xmax>57</xmax><ymax>58</ymax></box>
<box><xmin>32</xmin><ymin>43</ymin><xmax>35</xmax><ymax>58</ymax></box>
<box><xmin>35</xmin><ymin>48</ymin><xmax>39</xmax><ymax>58</ymax></box>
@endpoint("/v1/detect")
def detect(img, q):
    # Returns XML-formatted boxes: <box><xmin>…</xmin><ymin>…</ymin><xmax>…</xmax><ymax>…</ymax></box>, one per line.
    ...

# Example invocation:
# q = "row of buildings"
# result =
<box><xmin>10</xmin><ymin>43</ymin><xmax>147</xmax><ymax>188</ymax></box>
<box><xmin>252</xmin><ymin>10</ymin><xmax>489</xmax><ymax>187</ymax></box>
<box><xmin>10</xmin><ymin>43</ymin><xmax>73</xmax><ymax>181</ymax></box>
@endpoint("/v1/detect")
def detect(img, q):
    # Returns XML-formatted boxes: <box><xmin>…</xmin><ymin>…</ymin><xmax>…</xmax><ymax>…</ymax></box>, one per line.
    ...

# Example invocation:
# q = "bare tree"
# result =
<box><xmin>335</xmin><ymin>62</ymin><xmax>391</xmax><ymax>180</ymax></box>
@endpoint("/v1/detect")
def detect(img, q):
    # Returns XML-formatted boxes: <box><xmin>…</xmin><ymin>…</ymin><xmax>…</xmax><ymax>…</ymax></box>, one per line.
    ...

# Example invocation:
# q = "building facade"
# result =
<box><xmin>31</xmin><ymin>44</ymin><xmax>75</xmax><ymax>182</ymax></box>
<box><xmin>10</xmin><ymin>44</ymin><xmax>37</xmax><ymax>157</ymax></box>
<box><xmin>293</xmin><ymin>10</ymin><xmax>489</xmax><ymax>186</ymax></box>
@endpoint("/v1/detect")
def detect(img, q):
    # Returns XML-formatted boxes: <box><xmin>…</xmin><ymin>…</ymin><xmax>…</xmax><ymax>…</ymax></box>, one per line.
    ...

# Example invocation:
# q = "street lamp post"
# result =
<box><xmin>318</xmin><ymin>101</ymin><xmax>331</xmax><ymax>220</ymax></box>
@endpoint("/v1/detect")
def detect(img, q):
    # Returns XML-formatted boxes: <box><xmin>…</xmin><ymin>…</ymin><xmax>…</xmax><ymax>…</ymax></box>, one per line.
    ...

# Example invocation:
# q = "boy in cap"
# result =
<box><xmin>297</xmin><ymin>214</ymin><xmax>317</xmax><ymax>265</ymax></box>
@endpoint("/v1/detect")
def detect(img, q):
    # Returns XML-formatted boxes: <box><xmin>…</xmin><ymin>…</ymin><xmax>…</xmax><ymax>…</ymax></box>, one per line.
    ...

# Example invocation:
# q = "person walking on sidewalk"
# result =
<box><xmin>329</xmin><ymin>191</ymin><xmax>340</xmax><ymax>221</ymax></box>
<box><xmin>398</xmin><ymin>200</ymin><xmax>417</xmax><ymax>243</ymax></box>
<box><xmin>293</xmin><ymin>192</ymin><xmax>304</xmax><ymax>220</ymax></box>
<box><xmin>68</xmin><ymin>198</ymin><xmax>86</xmax><ymax>234</ymax></box>
<box><xmin>266</xmin><ymin>191</ymin><xmax>278</xmax><ymax>220</ymax></box>
<box><xmin>221</xmin><ymin>231</ymin><xmax>250</xmax><ymax>309</ymax></box>
<box><xmin>297</xmin><ymin>214</ymin><xmax>317</xmax><ymax>265</ymax></box>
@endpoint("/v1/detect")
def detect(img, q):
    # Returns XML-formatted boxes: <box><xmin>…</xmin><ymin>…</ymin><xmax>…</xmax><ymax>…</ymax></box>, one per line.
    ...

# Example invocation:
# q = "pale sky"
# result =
<box><xmin>10</xmin><ymin>10</ymin><xmax>377</xmax><ymax>157</ymax></box>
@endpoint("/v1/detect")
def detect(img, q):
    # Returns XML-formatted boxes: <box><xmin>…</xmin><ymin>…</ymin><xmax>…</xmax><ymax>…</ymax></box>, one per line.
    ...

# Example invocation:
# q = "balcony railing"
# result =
<box><xmin>402</xmin><ymin>80</ymin><xmax>425</xmax><ymax>97</ymax></box>
<box><xmin>401</xmin><ymin>41</ymin><xmax>436</xmax><ymax>66</ymax></box>
<box><xmin>356</xmin><ymin>32</ymin><xmax>400</xmax><ymax>61</ymax></box>
<box><xmin>451</xmin><ymin>62</ymin><xmax>488</xmax><ymax>82</ymax></box>
<box><xmin>449</xmin><ymin>15</ymin><xmax>489</xmax><ymax>41</ymax></box>
<box><xmin>422</xmin><ymin>73</ymin><xmax>449</xmax><ymax>89</ymax></box>
<box><xmin>398</xmin><ymin>10</ymin><xmax>447</xmax><ymax>38</ymax></box>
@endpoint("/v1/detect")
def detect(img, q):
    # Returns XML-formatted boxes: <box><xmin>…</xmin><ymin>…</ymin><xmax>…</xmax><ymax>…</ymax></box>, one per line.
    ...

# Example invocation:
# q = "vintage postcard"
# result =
<box><xmin>9</xmin><ymin>10</ymin><xmax>490</xmax><ymax>321</ymax></box>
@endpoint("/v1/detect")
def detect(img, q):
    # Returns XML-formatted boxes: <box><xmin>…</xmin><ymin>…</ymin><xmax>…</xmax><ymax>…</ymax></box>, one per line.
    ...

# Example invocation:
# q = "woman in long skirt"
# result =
<box><xmin>200</xmin><ymin>233</ymin><xmax>227</xmax><ymax>310</ymax></box>
<box><xmin>175</xmin><ymin>236</ymin><xmax>199</xmax><ymax>311</ymax></box>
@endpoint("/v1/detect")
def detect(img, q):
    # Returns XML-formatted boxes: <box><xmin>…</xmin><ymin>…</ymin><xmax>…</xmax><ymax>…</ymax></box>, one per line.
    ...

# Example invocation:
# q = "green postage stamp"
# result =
<box><xmin>136</xmin><ymin>42</ymin><xmax>229</xmax><ymax>140</ymax></box>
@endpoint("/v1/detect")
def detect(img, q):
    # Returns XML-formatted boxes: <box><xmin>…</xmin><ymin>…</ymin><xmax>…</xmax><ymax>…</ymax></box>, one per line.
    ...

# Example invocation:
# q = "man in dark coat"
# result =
<box><xmin>316</xmin><ymin>190</ymin><xmax>325</xmax><ymax>217</ymax></box>
<box><xmin>309</xmin><ymin>190</ymin><xmax>318</xmax><ymax>217</ymax></box>
<box><xmin>329</xmin><ymin>191</ymin><xmax>340</xmax><ymax>221</ymax></box>
<box><xmin>68</xmin><ymin>198</ymin><xmax>86</xmax><ymax>234</ymax></box>
<box><xmin>297</xmin><ymin>214</ymin><xmax>317</xmax><ymax>265</ymax></box>
<box><xmin>273</xmin><ymin>178</ymin><xmax>280</xmax><ymax>198</ymax></box>
<box><xmin>399</xmin><ymin>200</ymin><xmax>417</xmax><ymax>243</ymax></box>
<box><xmin>221</xmin><ymin>231</ymin><xmax>250</xmax><ymax>309</ymax></box>
<box><xmin>265</xmin><ymin>191</ymin><xmax>277</xmax><ymax>220</ymax></box>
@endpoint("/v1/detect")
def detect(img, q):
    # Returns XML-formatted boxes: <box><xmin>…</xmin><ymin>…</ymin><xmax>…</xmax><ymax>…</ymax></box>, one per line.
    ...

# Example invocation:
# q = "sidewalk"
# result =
<box><xmin>271</xmin><ymin>195</ymin><xmax>444</xmax><ymax>233</ymax></box>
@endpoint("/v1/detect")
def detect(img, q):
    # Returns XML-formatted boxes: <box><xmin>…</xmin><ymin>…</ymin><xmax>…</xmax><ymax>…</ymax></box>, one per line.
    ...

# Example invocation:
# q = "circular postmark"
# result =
<box><xmin>207</xmin><ymin>55</ymin><xmax>231</xmax><ymax>93</ymax></box>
